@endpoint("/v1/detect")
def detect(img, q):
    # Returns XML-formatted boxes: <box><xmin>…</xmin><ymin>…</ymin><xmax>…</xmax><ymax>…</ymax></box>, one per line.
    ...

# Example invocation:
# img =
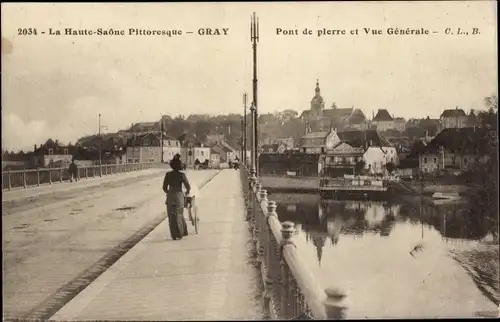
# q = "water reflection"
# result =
<box><xmin>273</xmin><ymin>193</ymin><xmax>495</xmax><ymax>245</ymax></box>
<box><xmin>269</xmin><ymin>192</ymin><xmax>499</xmax><ymax>318</ymax></box>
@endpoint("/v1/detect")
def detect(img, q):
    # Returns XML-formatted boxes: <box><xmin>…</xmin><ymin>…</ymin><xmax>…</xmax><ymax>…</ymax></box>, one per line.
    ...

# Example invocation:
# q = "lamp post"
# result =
<box><xmin>250</xmin><ymin>12</ymin><xmax>259</xmax><ymax>175</ymax></box>
<box><xmin>243</xmin><ymin>92</ymin><xmax>248</xmax><ymax>166</ymax></box>
<box><xmin>250</xmin><ymin>102</ymin><xmax>256</xmax><ymax>175</ymax></box>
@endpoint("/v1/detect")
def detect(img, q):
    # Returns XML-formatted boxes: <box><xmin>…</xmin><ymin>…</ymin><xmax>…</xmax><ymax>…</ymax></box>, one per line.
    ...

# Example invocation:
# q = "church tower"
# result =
<box><xmin>310</xmin><ymin>79</ymin><xmax>325</xmax><ymax>117</ymax></box>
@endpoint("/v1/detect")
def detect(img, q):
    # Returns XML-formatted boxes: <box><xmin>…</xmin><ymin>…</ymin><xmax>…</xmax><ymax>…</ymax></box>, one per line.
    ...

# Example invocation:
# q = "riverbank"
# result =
<box><xmin>450</xmin><ymin>244</ymin><xmax>500</xmax><ymax>308</ymax></box>
<box><xmin>403</xmin><ymin>180</ymin><xmax>479</xmax><ymax>196</ymax></box>
<box><xmin>259</xmin><ymin>175</ymin><xmax>482</xmax><ymax>198</ymax></box>
<box><xmin>258</xmin><ymin>175</ymin><xmax>318</xmax><ymax>193</ymax></box>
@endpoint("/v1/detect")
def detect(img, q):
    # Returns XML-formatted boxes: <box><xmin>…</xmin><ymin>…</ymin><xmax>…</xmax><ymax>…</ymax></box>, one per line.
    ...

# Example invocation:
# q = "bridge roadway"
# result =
<box><xmin>3</xmin><ymin>168</ymin><xmax>264</xmax><ymax>321</ymax></box>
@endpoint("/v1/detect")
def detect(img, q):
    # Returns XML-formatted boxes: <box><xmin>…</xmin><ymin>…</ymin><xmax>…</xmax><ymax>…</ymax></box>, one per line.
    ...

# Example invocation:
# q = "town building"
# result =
<box><xmin>320</xmin><ymin>143</ymin><xmax>365</xmax><ymax>177</ymax></box>
<box><xmin>260</xmin><ymin>143</ymin><xmax>287</xmax><ymax>154</ymax></box>
<box><xmin>277</xmin><ymin>137</ymin><xmax>296</xmax><ymax>149</ymax></box>
<box><xmin>193</xmin><ymin>145</ymin><xmax>211</xmax><ymax>164</ymax></box>
<box><xmin>163</xmin><ymin>137</ymin><xmax>182</xmax><ymax>163</ymax></box>
<box><xmin>439</xmin><ymin>107</ymin><xmax>468</xmax><ymax>129</ymax></box>
<box><xmin>126</xmin><ymin>132</ymin><xmax>180</xmax><ymax>164</ymax></box>
<box><xmin>32</xmin><ymin>139</ymin><xmax>74</xmax><ymax>168</ymax></box>
<box><xmin>299</xmin><ymin>128</ymin><xmax>340</xmax><ymax>154</ymax></box>
<box><xmin>321</xmin><ymin>130</ymin><xmax>398</xmax><ymax>176</ymax></box>
<box><xmin>258</xmin><ymin>152</ymin><xmax>321</xmax><ymax>176</ymax></box>
<box><xmin>419</xmin><ymin>127</ymin><xmax>491</xmax><ymax>175</ymax></box>
<box><xmin>299</xmin><ymin>80</ymin><xmax>369</xmax><ymax>132</ymax></box>
<box><xmin>209</xmin><ymin>148</ymin><xmax>221</xmax><ymax>168</ymax></box>
<box><xmin>395</xmin><ymin>158</ymin><xmax>419</xmax><ymax>179</ymax></box>
<box><xmin>393</xmin><ymin>117</ymin><xmax>407</xmax><ymax>132</ymax></box>
<box><xmin>371</xmin><ymin>109</ymin><xmax>394</xmax><ymax>132</ymax></box>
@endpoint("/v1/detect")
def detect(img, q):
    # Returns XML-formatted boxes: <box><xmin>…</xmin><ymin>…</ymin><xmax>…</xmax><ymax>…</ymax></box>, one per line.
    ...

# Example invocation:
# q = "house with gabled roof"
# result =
<box><xmin>371</xmin><ymin>109</ymin><xmax>395</xmax><ymax>132</ymax></box>
<box><xmin>440</xmin><ymin>107</ymin><xmax>468</xmax><ymax>129</ymax></box>
<box><xmin>419</xmin><ymin>127</ymin><xmax>492</xmax><ymax>174</ymax></box>
<box><xmin>322</xmin><ymin>130</ymin><xmax>398</xmax><ymax>176</ymax></box>
<box><xmin>299</xmin><ymin>128</ymin><xmax>340</xmax><ymax>154</ymax></box>
<box><xmin>126</xmin><ymin>132</ymin><xmax>180</xmax><ymax>164</ymax></box>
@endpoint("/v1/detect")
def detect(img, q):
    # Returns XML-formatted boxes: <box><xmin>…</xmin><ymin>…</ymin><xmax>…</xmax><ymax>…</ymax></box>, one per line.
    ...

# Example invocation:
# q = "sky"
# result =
<box><xmin>1</xmin><ymin>2</ymin><xmax>498</xmax><ymax>152</ymax></box>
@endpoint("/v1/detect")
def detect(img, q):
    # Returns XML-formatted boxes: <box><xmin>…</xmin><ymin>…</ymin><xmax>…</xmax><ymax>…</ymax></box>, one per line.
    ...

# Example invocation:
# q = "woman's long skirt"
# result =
<box><xmin>166</xmin><ymin>192</ymin><xmax>188</xmax><ymax>240</ymax></box>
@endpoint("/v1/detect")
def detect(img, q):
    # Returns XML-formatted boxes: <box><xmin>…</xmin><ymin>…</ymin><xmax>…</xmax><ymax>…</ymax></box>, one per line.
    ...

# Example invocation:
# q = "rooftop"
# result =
<box><xmin>423</xmin><ymin>127</ymin><xmax>491</xmax><ymax>154</ymax></box>
<box><xmin>301</xmin><ymin>131</ymin><xmax>330</xmax><ymax>139</ymax></box>
<box><xmin>337</xmin><ymin>130</ymin><xmax>392</xmax><ymax>148</ymax></box>
<box><xmin>373</xmin><ymin>109</ymin><xmax>394</xmax><ymax>122</ymax></box>
<box><xmin>440</xmin><ymin>108</ymin><xmax>467</xmax><ymax>118</ymax></box>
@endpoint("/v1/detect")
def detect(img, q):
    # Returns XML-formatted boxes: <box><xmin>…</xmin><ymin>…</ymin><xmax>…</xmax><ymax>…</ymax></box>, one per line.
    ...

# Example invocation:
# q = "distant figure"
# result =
<box><xmin>163</xmin><ymin>156</ymin><xmax>191</xmax><ymax>240</ymax></box>
<box><xmin>69</xmin><ymin>160</ymin><xmax>78</xmax><ymax>182</ymax></box>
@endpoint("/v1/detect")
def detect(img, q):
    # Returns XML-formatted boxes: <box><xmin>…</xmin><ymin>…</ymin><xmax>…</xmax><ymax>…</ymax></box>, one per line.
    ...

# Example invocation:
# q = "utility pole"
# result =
<box><xmin>98</xmin><ymin>113</ymin><xmax>103</xmax><ymax>176</ymax></box>
<box><xmin>250</xmin><ymin>102</ymin><xmax>256</xmax><ymax>174</ymax></box>
<box><xmin>98</xmin><ymin>114</ymin><xmax>108</xmax><ymax>169</ymax></box>
<box><xmin>243</xmin><ymin>92</ymin><xmax>248</xmax><ymax>166</ymax></box>
<box><xmin>240</xmin><ymin>119</ymin><xmax>244</xmax><ymax>162</ymax></box>
<box><xmin>160</xmin><ymin>118</ymin><xmax>164</xmax><ymax>163</ymax></box>
<box><xmin>250</xmin><ymin>12</ymin><xmax>259</xmax><ymax>175</ymax></box>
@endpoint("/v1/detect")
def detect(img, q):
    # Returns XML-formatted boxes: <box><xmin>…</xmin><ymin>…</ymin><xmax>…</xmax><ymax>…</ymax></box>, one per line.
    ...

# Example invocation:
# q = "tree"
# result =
<box><xmin>193</xmin><ymin>120</ymin><xmax>211</xmax><ymax>143</ymax></box>
<box><xmin>408</xmin><ymin>140</ymin><xmax>426</xmax><ymax>158</ymax></box>
<box><xmin>354</xmin><ymin>160</ymin><xmax>366</xmax><ymax>175</ymax></box>
<box><xmin>385</xmin><ymin>162</ymin><xmax>396</xmax><ymax>174</ymax></box>
<box><xmin>275</xmin><ymin>109</ymin><xmax>298</xmax><ymax>124</ymax></box>
<box><xmin>484</xmin><ymin>94</ymin><xmax>498</xmax><ymax>112</ymax></box>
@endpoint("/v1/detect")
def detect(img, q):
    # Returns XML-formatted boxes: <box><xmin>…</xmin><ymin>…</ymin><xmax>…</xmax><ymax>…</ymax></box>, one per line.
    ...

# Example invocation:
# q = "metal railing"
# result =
<box><xmin>240</xmin><ymin>165</ymin><xmax>349</xmax><ymax>320</ymax></box>
<box><xmin>2</xmin><ymin>162</ymin><xmax>159</xmax><ymax>191</ymax></box>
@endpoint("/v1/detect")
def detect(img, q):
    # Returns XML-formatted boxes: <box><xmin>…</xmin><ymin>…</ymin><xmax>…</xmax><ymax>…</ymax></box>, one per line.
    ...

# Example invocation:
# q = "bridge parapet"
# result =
<box><xmin>2</xmin><ymin>162</ymin><xmax>161</xmax><ymax>191</ymax></box>
<box><xmin>240</xmin><ymin>166</ymin><xmax>349</xmax><ymax>320</ymax></box>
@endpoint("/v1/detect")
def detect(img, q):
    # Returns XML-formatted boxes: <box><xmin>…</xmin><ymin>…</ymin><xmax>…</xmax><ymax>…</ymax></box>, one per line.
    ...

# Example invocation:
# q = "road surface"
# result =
<box><xmin>2</xmin><ymin>169</ymin><xmax>218</xmax><ymax>319</ymax></box>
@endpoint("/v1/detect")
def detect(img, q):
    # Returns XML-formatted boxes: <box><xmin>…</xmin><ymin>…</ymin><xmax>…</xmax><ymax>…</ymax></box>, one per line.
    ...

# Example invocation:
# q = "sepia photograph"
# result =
<box><xmin>1</xmin><ymin>1</ymin><xmax>498</xmax><ymax>320</ymax></box>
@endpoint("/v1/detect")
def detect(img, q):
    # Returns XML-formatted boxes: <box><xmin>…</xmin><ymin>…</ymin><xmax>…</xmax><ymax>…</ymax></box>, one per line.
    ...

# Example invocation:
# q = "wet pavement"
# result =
<box><xmin>269</xmin><ymin>192</ymin><xmax>499</xmax><ymax>319</ymax></box>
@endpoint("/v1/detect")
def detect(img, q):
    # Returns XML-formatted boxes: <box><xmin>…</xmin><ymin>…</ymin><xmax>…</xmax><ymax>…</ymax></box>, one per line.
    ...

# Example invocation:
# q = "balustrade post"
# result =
<box><xmin>263</xmin><ymin>200</ymin><xmax>277</xmax><ymax>315</ymax></box>
<box><xmin>257</xmin><ymin>189</ymin><xmax>268</xmax><ymax>265</ymax></box>
<box><xmin>37</xmin><ymin>168</ymin><xmax>40</xmax><ymax>186</ymax></box>
<box><xmin>280</xmin><ymin>221</ymin><xmax>296</xmax><ymax>319</ymax></box>
<box><xmin>8</xmin><ymin>170</ymin><xmax>12</xmax><ymax>190</ymax></box>
<box><xmin>49</xmin><ymin>169</ymin><xmax>52</xmax><ymax>184</ymax></box>
<box><xmin>59</xmin><ymin>168</ymin><xmax>63</xmax><ymax>183</ymax></box>
<box><xmin>247</xmin><ymin>176</ymin><xmax>257</xmax><ymax>224</ymax></box>
<box><xmin>249</xmin><ymin>182</ymin><xmax>262</xmax><ymax>258</ymax></box>
<box><xmin>324</xmin><ymin>287</ymin><xmax>348</xmax><ymax>319</ymax></box>
<box><xmin>85</xmin><ymin>167</ymin><xmax>88</xmax><ymax>179</ymax></box>
<box><xmin>23</xmin><ymin>170</ymin><xmax>27</xmax><ymax>188</ymax></box>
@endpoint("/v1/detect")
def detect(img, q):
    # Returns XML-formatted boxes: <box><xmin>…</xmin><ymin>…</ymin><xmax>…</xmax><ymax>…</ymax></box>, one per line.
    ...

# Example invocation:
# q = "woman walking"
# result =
<box><xmin>163</xmin><ymin>155</ymin><xmax>191</xmax><ymax>240</ymax></box>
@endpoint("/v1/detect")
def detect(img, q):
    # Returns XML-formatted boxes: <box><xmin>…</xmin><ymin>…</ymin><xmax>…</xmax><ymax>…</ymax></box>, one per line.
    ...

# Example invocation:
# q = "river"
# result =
<box><xmin>268</xmin><ymin>192</ymin><xmax>499</xmax><ymax>319</ymax></box>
